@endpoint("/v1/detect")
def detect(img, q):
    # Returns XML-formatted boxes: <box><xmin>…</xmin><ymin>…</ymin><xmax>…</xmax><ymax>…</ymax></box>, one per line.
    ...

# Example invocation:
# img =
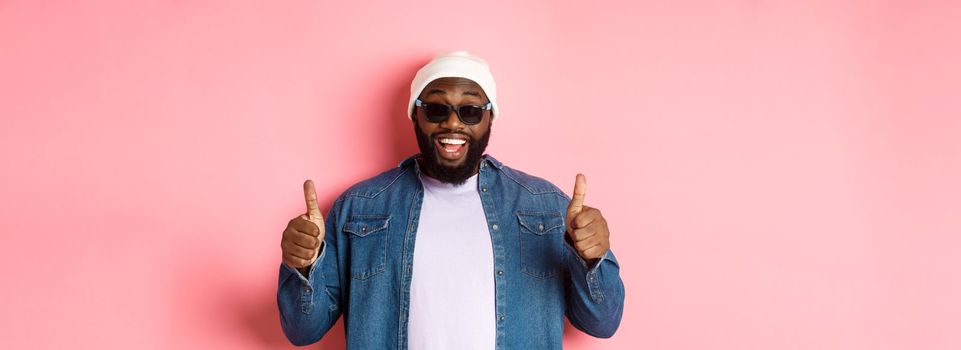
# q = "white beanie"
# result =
<box><xmin>408</xmin><ymin>51</ymin><xmax>499</xmax><ymax>122</ymax></box>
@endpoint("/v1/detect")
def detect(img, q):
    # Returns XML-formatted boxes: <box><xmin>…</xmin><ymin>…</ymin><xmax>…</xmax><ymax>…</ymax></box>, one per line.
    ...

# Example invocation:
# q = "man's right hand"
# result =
<box><xmin>281</xmin><ymin>179</ymin><xmax>325</xmax><ymax>271</ymax></box>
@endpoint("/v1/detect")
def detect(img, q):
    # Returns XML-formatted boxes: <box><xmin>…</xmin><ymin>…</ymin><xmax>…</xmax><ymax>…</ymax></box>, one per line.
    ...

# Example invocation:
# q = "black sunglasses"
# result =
<box><xmin>415</xmin><ymin>99</ymin><xmax>492</xmax><ymax>125</ymax></box>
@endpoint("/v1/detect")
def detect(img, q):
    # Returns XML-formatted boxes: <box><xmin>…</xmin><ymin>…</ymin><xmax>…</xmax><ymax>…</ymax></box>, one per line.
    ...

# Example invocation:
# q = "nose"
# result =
<box><xmin>439</xmin><ymin>108</ymin><xmax>463</xmax><ymax>130</ymax></box>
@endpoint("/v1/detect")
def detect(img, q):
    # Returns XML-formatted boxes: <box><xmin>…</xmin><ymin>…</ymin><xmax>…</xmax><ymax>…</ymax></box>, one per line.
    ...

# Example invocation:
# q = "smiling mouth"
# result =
<box><xmin>435</xmin><ymin>136</ymin><xmax>468</xmax><ymax>161</ymax></box>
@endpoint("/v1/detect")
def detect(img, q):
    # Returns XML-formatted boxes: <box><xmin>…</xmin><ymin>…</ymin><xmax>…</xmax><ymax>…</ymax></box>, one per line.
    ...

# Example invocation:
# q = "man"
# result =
<box><xmin>277</xmin><ymin>51</ymin><xmax>625</xmax><ymax>349</ymax></box>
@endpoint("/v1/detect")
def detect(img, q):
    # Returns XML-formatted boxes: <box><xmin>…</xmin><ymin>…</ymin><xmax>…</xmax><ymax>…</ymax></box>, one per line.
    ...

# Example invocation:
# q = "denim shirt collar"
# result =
<box><xmin>397</xmin><ymin>154</ymin><xmax>504</xmax><ymax>174</ymax></box>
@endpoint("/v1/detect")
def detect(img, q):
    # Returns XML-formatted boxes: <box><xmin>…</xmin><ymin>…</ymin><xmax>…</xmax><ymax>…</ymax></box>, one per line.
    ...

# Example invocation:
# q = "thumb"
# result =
<box><xmin>303</xmin><ymin>179</ymin><xmax>323</xmax><ymax>223</ymax></box>
<box><xmin>566</xmin><ymin>173</ymin><xmax>587</xmax><ymax>226</ymax></box>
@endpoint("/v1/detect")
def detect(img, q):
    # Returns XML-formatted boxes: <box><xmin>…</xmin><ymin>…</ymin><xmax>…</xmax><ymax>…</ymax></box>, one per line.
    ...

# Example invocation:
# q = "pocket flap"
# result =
<box><xmin>516</xmin><ymin>211</ymin><xmax>565</xmax><ymax>235</ymax></box>
<box><xmin>344</xmin><ymin>215</ymin><xmax>390</xmax><ymax>237</ymax></box>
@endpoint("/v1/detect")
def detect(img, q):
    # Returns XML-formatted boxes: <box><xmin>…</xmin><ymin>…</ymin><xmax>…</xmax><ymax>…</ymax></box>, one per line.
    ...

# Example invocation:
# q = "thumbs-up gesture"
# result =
<box><xmin>281</xmin><ymin>180</ymin><xmax>326</xmax><ymax>270</ymax></box>
<box><xmin>566</xmin><ymin>174</ymin><xmax>610</xmax><ymax>262</ymax></box>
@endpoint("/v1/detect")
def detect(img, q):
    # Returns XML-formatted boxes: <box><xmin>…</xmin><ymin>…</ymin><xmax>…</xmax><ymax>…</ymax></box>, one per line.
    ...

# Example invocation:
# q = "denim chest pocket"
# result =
<box><xmin>517</xmin><ymin>211</ymin><xmax>566</xmax><ymax>279</ymax></box>
<box><xmin>344</xmin><ymin>215</ymin><xmax>390</xmax><ymax>280</ymax></box>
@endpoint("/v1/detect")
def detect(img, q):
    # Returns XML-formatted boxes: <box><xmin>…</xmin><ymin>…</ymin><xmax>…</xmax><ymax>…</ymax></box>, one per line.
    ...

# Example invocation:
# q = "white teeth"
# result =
<box><xmin>438</xmin><ymin>138</ymin><xmax>467</xmax><ymax>145</ymax></box>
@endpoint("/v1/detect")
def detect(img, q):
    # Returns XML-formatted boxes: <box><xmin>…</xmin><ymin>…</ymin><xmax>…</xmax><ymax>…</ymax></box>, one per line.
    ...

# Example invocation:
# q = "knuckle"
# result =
<box><xmin>299</xmin><ymin>222</ymin><xmax>316</xmax><ymax>235</ymax></box>
<box><xmin>576</xmin><ymin>228</ymin><xmax>592</xmax><ymax>238</ymax></box>
<box><xmin>298</xmin><ymin>230</ymin><xmax>311</xmax><ymax>238</ymax></box>
<box><xmin>293</xmin><ymin>237</ymin><xmax>309</xmax><ymax>248</ymax></box>
<box><xmin>289</xmin><ymin>221</ymin><xmax>303</xmax><ymax>232</ymax></box>
<box><xmin>298</xmin><ymin>236</ymin><xmax>319</xmax><ymax>249</ymax></box>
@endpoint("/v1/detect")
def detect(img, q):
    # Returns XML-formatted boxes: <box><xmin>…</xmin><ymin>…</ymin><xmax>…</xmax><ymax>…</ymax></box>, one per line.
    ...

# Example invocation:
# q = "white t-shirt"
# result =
<box><xmin>408</xmin><ymin>173</ymin><xmax>495</xmax><ymax>350</ymax></box>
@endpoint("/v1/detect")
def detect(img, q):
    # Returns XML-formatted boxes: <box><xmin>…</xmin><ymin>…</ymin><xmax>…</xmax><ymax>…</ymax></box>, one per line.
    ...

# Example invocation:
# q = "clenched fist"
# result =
<box><xmin>566</xmin><ymin>174</ymin><xmax>611</xmax><ymax>262</ymax></box>
<box><xmin>282</xmin><ymin>180</ymin><xmax>325</xmax><ymax>272</ymax></box>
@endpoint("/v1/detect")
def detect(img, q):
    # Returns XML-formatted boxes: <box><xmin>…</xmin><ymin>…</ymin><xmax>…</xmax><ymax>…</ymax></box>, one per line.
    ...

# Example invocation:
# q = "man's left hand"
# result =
<box><xmin>565</xmin><ymin>174</ymin><xmax>611</xmax><ymax>262</ymax></box>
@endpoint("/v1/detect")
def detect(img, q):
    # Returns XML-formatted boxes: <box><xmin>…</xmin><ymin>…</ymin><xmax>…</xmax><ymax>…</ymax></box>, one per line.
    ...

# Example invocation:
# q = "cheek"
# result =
<box><xmin>423</xmin><ymin>124</ymin><xmax>439</xmax><ymax>136</ymax></box>
<box><xmin>417</xmin><ymin>123</ymin><xmax>443</xmax><ymax>141</ymax></box>
<box><xmin>469</xmin><ymin>120</ymin><xmax>491</xmax><ymax>136</ymax></box>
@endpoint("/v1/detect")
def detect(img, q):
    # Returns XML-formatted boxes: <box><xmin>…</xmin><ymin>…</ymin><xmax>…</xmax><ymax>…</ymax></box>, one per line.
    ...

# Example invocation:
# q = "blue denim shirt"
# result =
<box><xmin>277</xmin><ymin>155</ymin><xmax>625</xmax><ymax>349</ymax></box>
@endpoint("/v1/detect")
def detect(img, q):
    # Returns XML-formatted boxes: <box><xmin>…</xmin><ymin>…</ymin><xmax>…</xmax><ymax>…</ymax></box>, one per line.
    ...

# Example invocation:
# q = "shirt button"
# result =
<box><xmin>499</xmin><ymin>315</ymin><xmax>506</xmax><ymax>321</ymax></box>
<box><xmin>492</xmin><ymin>224</ymin><xmax>498</xmax><ymax>230</ymax></box>
<box><xmin>482</xmin><ymin>187</ymin><xmax>488</xmax><ymax>192</ymax></box>
<box><xmin>538</xmin><ymin>224</ymin><xmax>544</xmax><ymax>231</ymax></box>
<box><xmin>497</xmin><ymin>270</ymin><xmax>504</xmax><ymax>276</ymax></box>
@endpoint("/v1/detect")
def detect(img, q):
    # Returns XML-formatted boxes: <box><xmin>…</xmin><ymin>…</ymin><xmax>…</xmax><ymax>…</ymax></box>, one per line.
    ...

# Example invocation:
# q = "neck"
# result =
<box><xmin>416</xmin><ymin>156</ymin><xmax>481</xmax><ymax>185</ymax></box>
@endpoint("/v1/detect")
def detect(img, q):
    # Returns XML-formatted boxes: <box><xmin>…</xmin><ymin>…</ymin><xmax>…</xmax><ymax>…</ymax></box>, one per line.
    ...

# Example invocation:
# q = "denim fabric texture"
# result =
<box><xmin>277</xmin><ymin>155</ymin><xmax>625</xmax><ymax>349</ymax></box>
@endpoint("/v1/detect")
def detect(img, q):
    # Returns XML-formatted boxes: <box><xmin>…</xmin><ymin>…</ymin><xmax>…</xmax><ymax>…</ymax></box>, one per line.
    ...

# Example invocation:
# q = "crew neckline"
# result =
<box><xmin>419</xmin><ymin>173</ymin><xmax>479</xmax><ymax>195</ymax></box>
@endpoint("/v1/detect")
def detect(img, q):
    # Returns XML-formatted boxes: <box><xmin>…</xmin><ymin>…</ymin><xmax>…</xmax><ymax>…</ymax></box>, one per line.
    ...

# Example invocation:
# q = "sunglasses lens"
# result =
<box><xmin>423</xmin><ymin>104</ymin><xmax>451</xmax><ymax>122</ymax></box>
<box><xmin>458</xmin><ymin>106</ymin><xmax>485</xmax><ymax>125</ymax></box>
<box><xmin>420</xmin><ymin>102</ymin><xmax>486</xmax><ymax>125</ymax></box>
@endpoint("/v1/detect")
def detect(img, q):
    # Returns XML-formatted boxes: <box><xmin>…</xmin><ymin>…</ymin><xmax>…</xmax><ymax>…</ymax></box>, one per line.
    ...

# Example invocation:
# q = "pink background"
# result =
<box><xmin>2</xmin><ymin>0</ymin><xmax>959</xmax><ymax>349</ymax></box>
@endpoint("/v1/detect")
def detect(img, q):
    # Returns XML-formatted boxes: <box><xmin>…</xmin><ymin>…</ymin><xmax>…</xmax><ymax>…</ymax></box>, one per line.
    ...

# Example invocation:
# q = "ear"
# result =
<box><xmin>411</xmin><ymin>104</ymin><xmax>421</xmax><ymax>120</ymax></box>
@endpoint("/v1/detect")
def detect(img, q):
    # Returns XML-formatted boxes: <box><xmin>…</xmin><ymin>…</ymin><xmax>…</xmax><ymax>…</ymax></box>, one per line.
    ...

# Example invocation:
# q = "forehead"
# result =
<box><xmin>420</xmin><ymin>77</ymin><xmax>487</xmax><ymax>98</ymax></box>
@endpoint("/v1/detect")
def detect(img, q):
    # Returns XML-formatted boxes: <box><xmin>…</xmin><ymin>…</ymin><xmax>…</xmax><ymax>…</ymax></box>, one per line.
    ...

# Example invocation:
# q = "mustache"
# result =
<box><xmin>430</xmin><ymin>131</ymin><xmax>472</xmax><ymax>140</ymax></box>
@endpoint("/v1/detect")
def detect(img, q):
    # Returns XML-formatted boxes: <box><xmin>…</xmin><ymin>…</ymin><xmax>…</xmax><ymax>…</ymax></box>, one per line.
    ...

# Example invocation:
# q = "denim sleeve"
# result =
<box><xmin>563</xmin><ymin>238</ymin><xmax>626</xmax><ymax>338</ymax></box>
<box><xmin>276</xmin><ymin>202</ymin><xmax>344</xmax><ymax>346</ymax></box>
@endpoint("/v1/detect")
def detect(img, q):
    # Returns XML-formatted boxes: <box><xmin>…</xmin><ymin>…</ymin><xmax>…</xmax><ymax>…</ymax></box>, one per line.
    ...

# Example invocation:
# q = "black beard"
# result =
<box><xmin>414</xmin><ymin>122</ymin><xmax>491</xmax><ymax>185</ymax></box>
